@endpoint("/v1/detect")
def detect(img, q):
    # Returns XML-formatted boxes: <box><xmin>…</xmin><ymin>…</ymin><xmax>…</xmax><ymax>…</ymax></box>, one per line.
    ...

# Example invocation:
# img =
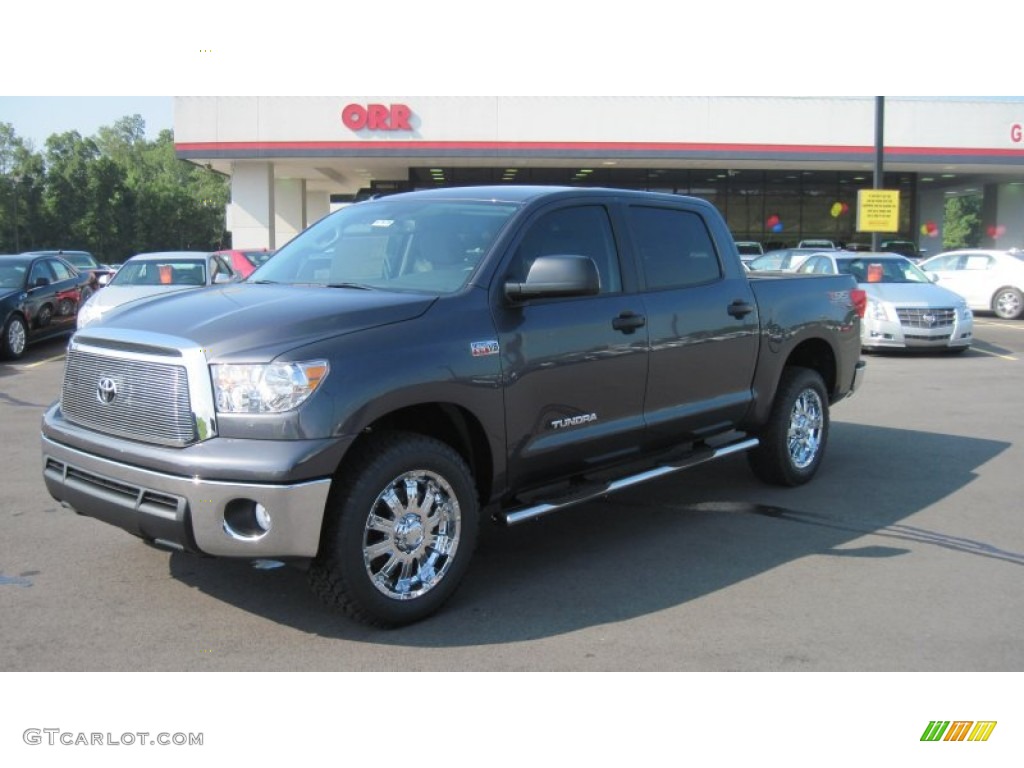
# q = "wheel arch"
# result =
<box><xmin>343</xmin><ymin>402</ymin><xmax>494</xmax><ymax>507</ymax></box>
<box><xmin>784</xmin><ymin>337</ymin><xmax>837</xmax><ymax>398</ymax></box>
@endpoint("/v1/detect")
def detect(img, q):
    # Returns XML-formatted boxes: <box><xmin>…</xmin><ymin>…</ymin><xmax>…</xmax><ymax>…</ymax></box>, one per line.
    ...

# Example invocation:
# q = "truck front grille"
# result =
<box><xmin>61</xmin><ymin>348</ymin><xmax>197</xmax><ymax>446</ymax></box>
<box><xmin>896</xmin><ymin>307</ymin><xmax>956</xmax><ymax>328</ymax></box>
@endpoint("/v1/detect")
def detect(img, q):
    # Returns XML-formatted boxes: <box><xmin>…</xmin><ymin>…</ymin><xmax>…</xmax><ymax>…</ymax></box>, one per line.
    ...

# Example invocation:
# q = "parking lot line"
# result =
<box><xmin>975</xmin><ymin>319</ymin><xmax>1024</xmax><ymax>330</ymax></box>
<box><xmin>971</xmin><ymin>347</ymin><xmax>1018</xmax><ymax>361</ymax></box>
<box><xmin>16</xmin><ymin>353</ymin><xmax>67</xmax><ymax>370</ymax></box>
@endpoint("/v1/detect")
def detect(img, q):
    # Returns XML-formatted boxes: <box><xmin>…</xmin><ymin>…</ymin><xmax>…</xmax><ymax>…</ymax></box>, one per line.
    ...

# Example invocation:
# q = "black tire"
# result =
<box><xmin>1</xmin><ymin>315</ymin><xmax>28</xmax><ymax>361</ymax></box>
<box><xmin>309</xmin><ymin>431</ymin><xmax>479</xmax><ymax>627</ymax></box>
<box><xmin>991</xmin><ymin>286</ymin><xmax>1023</xmax><ymax>320</ymax></box>
<box><xmin>748</xmin><ymin>367</ymin><xmax>829</xmax><ymax>487</ymax></box>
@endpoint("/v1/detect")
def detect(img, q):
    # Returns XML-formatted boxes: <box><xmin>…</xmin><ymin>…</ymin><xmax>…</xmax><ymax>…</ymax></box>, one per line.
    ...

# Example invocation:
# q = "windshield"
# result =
<box><xmin>111</xmin><ymin>259</ymin><xmax>208</xmax><ymax>286</ymax></box>
<box><xmin>64</xmin><ymin>253</ymin><xmax>99</xmax><ymax>269</ymax></box>
<box><xmin>838</xmin><ymin>257</ymin><xmax>930</xmax><ymax>284</ymax></box>
<box><xmin>0</xmin><ymin>264</ymin><xmax>28</xmax><ymax>289</ymax></box>
<box><xmin>253</xmin><ymin>198</ymin><xmax>520</xmax><ymax>293</ymax></box>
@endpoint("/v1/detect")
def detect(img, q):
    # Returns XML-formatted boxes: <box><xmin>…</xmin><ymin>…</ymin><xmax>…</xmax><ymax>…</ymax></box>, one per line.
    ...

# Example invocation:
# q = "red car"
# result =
<box><xmin>213</xmin><ymin>248</ymin><xmax>275</xmax><ymax>278</ymax></box>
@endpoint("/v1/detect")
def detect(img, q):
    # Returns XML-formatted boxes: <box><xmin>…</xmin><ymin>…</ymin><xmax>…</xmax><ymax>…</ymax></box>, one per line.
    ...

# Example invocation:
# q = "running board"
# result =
<box><xmin>500</xmin><ymin>437</ymin><xmax>759</xmax><ymax>526</ymax></box>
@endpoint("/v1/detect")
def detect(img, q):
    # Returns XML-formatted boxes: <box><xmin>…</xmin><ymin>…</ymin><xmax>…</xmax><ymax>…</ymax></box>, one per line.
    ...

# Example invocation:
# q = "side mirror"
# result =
<box><xmin>213</xmin><ymin>273</ymin><xmax>234</xmax><ymax>284</ymax></box>
<box><xmin>928</xmin><ymin>273</ymin><xmax>939</xmax><ymax>283</ymax></box>
<box><xmin>34</xmin><ymin>276</ymin><xmax>50</xmax><ymax>288</ymax></box>
<box><xmin>505</xmin><ymin>255</ymin><xmax>601</xmax><ymax>302</ymax></box>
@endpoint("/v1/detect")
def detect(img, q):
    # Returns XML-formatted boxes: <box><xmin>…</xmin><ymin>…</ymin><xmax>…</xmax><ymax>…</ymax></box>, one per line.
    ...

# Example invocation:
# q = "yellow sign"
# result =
<box><xmin>856</xmin><ymin>189</ymin><xmax>900</xmax><ymax>233</ymax></box>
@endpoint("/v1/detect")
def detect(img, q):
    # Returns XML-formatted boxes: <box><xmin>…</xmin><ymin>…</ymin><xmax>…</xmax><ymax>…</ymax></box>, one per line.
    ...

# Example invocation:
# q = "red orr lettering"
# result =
<box><xmin>341</xmin><ymin>103</ymin><xmax>413</xmax><ymax>132</ymax></box>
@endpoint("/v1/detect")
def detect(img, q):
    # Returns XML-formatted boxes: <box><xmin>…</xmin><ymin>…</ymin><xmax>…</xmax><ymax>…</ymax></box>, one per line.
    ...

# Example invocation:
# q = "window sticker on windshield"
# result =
<box><xmin>371</xmin><ymin>220</ymin><xmax>395</xmax><ymax>228</ymax></box>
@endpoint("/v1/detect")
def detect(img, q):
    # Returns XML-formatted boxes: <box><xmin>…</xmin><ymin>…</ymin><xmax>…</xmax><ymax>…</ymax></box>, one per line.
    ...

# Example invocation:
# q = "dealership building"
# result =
<box><xmin>173</xmin><ymin>96</ymin><xmax>1024</xmax><ymax>254</ymax></box>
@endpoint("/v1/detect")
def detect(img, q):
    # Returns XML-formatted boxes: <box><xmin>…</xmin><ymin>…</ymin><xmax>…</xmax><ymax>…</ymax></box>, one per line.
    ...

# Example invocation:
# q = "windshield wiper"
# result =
<box><xmin>326</xmin><ymin>282</ymin><xmax>374</xmax><ymax>290</ymax></box>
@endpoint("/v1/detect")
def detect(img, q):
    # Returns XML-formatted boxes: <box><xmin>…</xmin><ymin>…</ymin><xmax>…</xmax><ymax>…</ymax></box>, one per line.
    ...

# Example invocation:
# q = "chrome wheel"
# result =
<box><xmin>363</xmin><ymin>469</ymin><xmax>462</xmax><ymax>601</ymax></box>
<box><xmin>993</xmin><ymin>288</ymin><xmax>1023</xmax><ymax>320</ymax></box>
<box><xmin>7</xmin><ymin>317</ymin><xmax>27</xmax><ymax>357</ymax></box>
<box><xmin>787</xmin><ymin>388</ymin><xmax>824</xmax><ymax>469</ymax></box>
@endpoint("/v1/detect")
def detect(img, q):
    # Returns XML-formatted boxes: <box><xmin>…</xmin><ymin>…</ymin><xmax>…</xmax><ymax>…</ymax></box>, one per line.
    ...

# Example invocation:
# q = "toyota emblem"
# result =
<box><xmin>96</xmin><ymin>377</ymin><xmax>118</xmax><ymax>404</ymax></box>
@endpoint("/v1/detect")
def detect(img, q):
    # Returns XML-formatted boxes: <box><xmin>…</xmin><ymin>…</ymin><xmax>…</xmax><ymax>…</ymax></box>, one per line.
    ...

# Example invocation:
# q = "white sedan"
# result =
<box><xmin>918</xmin><ymin>249</ymin><xmax>1024</xmax><ymax>320</ymax></box>
<box><xmin>77</xmin><ymin>251</ymin><xmax>238</xmax><ymax>329</ymax></box>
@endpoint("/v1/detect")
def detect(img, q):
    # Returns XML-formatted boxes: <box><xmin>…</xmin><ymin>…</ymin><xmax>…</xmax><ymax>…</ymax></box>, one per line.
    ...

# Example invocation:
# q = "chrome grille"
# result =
<box><xmin>896</xmin><ymin>307</ymin><xmax>956</xmax><ymax>328</ymax></box>
<box><xmin>61</xmin><ymin>348</ymin><xmax>196</xmax><ymax>446</ymax></box>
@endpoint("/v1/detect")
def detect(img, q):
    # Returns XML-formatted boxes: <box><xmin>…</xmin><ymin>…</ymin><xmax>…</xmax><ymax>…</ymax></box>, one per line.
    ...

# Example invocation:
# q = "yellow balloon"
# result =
<box><xmin>920</xmin><ymin>224</ymin><xmax>930</xmax><ymax>236</ymax></box>
<box><xmin>830</xmin><ymin>202</ymin><xmax>842</xmax><ymax>218</ymax></box>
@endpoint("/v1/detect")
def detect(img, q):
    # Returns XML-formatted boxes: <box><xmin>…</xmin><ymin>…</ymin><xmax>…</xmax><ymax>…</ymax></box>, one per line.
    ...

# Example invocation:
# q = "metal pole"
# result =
<box><xmin>872</xmin><ymin>97</ymin><xmax>884</xmax><ymax>251</ymax></box>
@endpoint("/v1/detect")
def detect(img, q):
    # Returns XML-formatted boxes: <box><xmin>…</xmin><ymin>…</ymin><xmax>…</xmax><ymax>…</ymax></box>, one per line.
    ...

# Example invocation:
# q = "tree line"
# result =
<box><xmin>1</xmin><ymin>115</ymin><xmax>229</xmax><ymax>262</ymax></box>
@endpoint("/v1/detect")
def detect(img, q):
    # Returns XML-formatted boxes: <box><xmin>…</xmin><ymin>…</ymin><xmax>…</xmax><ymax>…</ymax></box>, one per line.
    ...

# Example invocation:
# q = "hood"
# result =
<box><xmin>862</xmin><ymin>281</ymin><xmax>965</xmax><ymax>307</ymax></box>
<box><xmin>80</xmin><ymin>283</ymin><xmax>436</xmax><ymax>360</ymax></box>
<box><xmin>88</xmin><ymin>284</ymin><xmax>200</xmax><ymax>312</ymax></box>
<box><xmin>0</xmin><ymin>288</ymin><xmax>19</xmax><ymax>303</ymax></box>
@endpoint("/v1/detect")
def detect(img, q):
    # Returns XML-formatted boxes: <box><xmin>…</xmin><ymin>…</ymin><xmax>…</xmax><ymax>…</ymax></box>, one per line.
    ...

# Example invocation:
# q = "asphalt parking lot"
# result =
<box><xmin>1</xmin><ymin>319</ymin><xmax>1022</xmax><ymax>672</ymax></box>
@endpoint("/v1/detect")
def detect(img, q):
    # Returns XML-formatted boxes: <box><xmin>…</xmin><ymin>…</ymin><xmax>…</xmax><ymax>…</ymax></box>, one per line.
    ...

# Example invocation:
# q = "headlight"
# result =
<box><xmin>960</xmin><ymin>303</ymin><xmax>973</xmax><ymax>320</ymax></box>
<box><xmin>76</xmin><ymin>299</ymin><xmax>103</xmax><ymax>329</ymax></box>
<box><xmin>211</xmin><ymin>361</ymin><xmax>329</xmax><ymax>413</ymax></box>
<box><xmin>867</xmin><ymin>298</ymin><xmax>890</xmax><ymax>321</ymax></box>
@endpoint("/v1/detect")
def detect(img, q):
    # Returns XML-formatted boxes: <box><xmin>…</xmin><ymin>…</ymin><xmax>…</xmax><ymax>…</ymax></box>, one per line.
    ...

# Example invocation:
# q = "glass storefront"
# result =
<box><xmin>400</xmin><ymin>166</ymin><xmax>918</xmax><ymax>248</ymax></box>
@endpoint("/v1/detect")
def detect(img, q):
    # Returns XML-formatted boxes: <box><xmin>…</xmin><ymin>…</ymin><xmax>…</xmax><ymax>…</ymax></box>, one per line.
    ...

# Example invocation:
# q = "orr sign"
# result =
<box><xmin>341</xmin><ymin>103</ymin><xmax>413</xmax><ymax>132</ymax></box>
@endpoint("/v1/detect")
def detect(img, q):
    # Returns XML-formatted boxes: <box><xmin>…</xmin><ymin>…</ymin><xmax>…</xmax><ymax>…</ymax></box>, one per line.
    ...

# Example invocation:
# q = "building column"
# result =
<box><xmin>227</xmin><ymin>162</ymin><xmax>274</xmax><ymax>249</ymax></box>
<box><xmin>274</xmin><ymin>179</ymin><xmax>306</xmax><ymax>247</ymax></box>
<box><xmin>306</xmin><ymin>190</ymin><xmax>330</xmax><ymax>227</ymax></box>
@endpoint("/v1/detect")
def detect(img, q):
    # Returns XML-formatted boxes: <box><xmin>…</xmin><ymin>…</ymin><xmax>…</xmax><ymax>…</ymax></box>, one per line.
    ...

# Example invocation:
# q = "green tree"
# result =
<box><xmin>942</xmin><ymin>195</ymin><xmax>982</xmax><ymax>249</ymax></box>
<box><xmin>2</xmin><ymin>114</ymin><xmax>228</xmax><ymax>260</ymax></box>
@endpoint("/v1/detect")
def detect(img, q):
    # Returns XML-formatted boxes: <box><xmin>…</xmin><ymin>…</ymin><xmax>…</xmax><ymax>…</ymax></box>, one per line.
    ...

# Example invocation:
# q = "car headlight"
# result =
<box><xmin>959</xmin><ymin>303</ymin><xmax>972</xmax><ymax>320</ymax></box>
<box><xmin>76</xmin><ymin>298</ymin><xmax>104</xmax><ymax>329</ymax></box>
<box><xmin>867</xmin><ymin>298</ymin><xmax>890</xmax><ymax>321</ymax></box>
<box><xmin>211</xmin><ymin>361</ymin><xmax>329</xmax><ymax>413</ymax></box>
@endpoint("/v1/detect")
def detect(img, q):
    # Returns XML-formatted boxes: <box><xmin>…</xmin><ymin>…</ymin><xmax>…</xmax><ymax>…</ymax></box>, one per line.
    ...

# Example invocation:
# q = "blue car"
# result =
<box><xmin>0</xmin><ymin>252</ymin><xmax>92</xmax><ymax>360</ymax></box>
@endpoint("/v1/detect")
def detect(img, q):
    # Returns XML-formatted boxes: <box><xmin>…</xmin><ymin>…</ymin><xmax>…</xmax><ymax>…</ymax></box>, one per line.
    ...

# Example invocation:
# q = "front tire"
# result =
<box><xmin>309</xmin><ymin>432</ymin><xmax>479</xmax><ymax>627</ymax></box>
<box><xmin>748</xmin><ymin>367</ymin><xmax>829</xmax><ymax>486</ymax></box>
<box><xmin>992</xmin><ymin>287</ymin><xmax>1023</xmax><ymax>320</ymax></box>
<box><xmin>1</xmin><ymin>315</ymin><xmax>28</xmax><ymax>360</ymax></box>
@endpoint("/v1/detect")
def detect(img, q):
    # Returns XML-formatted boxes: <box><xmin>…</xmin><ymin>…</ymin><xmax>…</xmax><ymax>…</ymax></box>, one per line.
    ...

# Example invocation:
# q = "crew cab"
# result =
<box><xmin>41</xmin><ymin>186</ymin><xmax>866</xmax><ymax>626</ymax></box>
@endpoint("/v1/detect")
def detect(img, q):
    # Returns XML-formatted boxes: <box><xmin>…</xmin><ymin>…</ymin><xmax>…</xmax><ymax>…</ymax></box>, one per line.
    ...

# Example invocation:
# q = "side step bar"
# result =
<box><xmin>500</xmin><ymin>436</ymin><xmax>759</xmax><ymax>526</ymax></box>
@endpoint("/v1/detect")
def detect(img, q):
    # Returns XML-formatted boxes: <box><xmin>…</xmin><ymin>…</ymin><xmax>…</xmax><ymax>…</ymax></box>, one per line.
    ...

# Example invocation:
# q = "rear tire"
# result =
<box><xmin>992</xmin><ymin>287</ymin><xmax>1023</xmax><ymax>320</ymax></box>
<box><xmin>309</xmin><ymin>431</ymin><xmax>479</xmax><ymax>627</ymax></box>
<box><xmin>748</xmin><ymin>367</ymin><xmax>829</xmax><ymax>486</ymax></box>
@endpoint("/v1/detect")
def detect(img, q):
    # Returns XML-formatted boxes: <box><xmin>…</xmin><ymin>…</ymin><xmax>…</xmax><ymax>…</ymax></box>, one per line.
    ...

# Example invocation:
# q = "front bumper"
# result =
<box><xmin>42</xmin><ymin>434</ymin><xmax>334</xmax><ymax>559</ymax></box>
<box><xmin>861</xmin><ymin>313</ymin><xmax>972</xmax><ymax>350</ymax></box>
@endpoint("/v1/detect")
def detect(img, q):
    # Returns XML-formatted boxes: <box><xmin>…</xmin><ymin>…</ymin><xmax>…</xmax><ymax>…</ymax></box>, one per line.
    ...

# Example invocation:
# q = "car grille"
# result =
<box><xmin>61</xmin><ymin>348</ymin><xmax>196</xmax><ymax>446</ymax></box>
<box><xmin>896</xmin><ymin>307</ymin><xmax>956</xmax><ymax>328</ymax></box>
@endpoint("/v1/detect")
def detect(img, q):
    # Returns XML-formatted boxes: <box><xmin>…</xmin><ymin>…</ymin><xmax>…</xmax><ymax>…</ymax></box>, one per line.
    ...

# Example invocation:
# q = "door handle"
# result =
<box><xmin>612</xmin><ymin>311</ymin><xmax>646</xmax><ymax>333</ymax></box>
<box><xmin>727</xmin><ymin>301</ymin><xmax>754</xmax><ymax>318</ymax></box>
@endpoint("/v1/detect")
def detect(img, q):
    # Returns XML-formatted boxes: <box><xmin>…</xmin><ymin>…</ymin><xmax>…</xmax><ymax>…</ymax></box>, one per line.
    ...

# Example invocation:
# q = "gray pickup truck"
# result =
<box><xmin>41</xmin><ymin>186</ymin><xmax>866</xmax><ymax>626</ymax></box>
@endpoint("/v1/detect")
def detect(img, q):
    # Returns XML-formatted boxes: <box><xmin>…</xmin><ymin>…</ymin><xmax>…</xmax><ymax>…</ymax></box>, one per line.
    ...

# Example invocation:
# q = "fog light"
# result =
<box><xmin>254</xmin><ymin>503</ymin><xmax>272</xmax><ymax>533</ymax></box>
<box><xmin>223</xmin><ymin>499</ymin><xmax>272</xmax><ymax>540</ymax></box>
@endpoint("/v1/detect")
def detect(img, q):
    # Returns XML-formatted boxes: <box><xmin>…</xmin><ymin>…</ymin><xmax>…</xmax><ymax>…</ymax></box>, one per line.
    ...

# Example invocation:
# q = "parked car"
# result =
<box><xmin>214</xmin><ymin>248</ymin><xmax>275</xmax><ymax>278</ymax></box>
<box><xmin>22</xmin><ymin>250</ymin><xmax>115</xmax><ymax>294</ymax></box>
<box><xmin>97</xmin><ymin>263</ymin><xmax>121</xmax><ymax>286</ymax></box>
<box><xmin>77</xmin><ymin>251</ymin><xmax>239</xmax><ymax>329</ymax></box>
<box><xmin>918</xmin><ymin>249</ymin><xmax>1024</xmax><ymax>320</ymax></box>
<box><xmin>795</xmin><ymin>252</ymin><xmax>973</xmax><ymax>353</ymax></box>
<box><xmin>734</xmin><ymin>241</ymin><xmax>764</xmax><ymax>262</ymax></box>
<box><xmin>747</xmin><ymin>248</ymin><xmax>824</xmax><ymax>272</ymax></box>
<box><xmin>1</xmin><ymin>252</ymin><xmax>92</xmax><ymax>360</ymax></box>
<box><xmin>797</xmin><ymin>239</ymin><xmax>839</xmax><ymax>249</ymax></box>
<box><xmin>880</xmin><ymin>240</ymin><xmax>925</xmax><ymax>261</ymax></box>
